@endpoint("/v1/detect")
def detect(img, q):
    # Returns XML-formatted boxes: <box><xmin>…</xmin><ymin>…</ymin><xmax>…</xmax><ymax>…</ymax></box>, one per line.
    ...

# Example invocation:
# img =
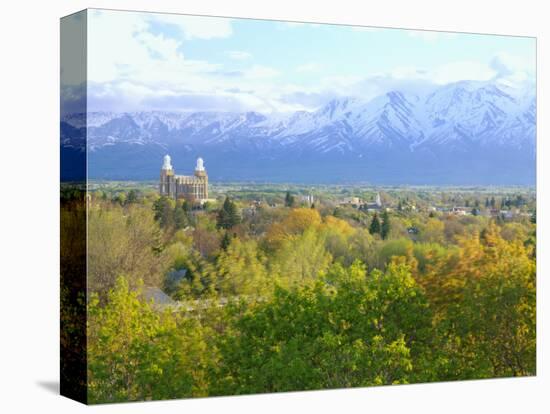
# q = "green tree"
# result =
<box><xmin>173</xmin><ymin>201</ymin><xmax>190</xmax><ymax>230</ymax></box>
<box><xmin>88</xmin><ymin>204</ymin><xmax>165</xmax><ymax>297</ymax></box>
<box><xmin>153</xmin><ymin>196</ymin><xmax>174</xmax><ymax>229</ymax></box>
<box><xmin>374</xmin><ymin>238</ymin><xmax>415</xmax><ymax>270</ymax></box>
<box><xmin>213</xmin><ymin>262</ymin><xmax>433</xmax><ymax>395</ymax></box>
<box><xmin>284</xmin><ymin>191</ymin><xmax>295</xmax><ymax>208</ymax></box>
<box><xmin>172</xmin><ymin>247</ymin><xmax>216</xmax><ymax>299</ymax></box>
<box><xmin>220</xmin><ymin>231</ymin><xmax>232</xmax><ymax>251</ymax></box>
<box><xmin>113</xmin><ymin>192</ymin><xmax>126</xmax><ymax>206</ymax></box>
<box><xmin>126</xmin><ymin>189</ymin><xmax>138</xmax><ymax>204</ymax></box>
<box><xmin>217</xmin><ymin>197</ymin><xmax>241</xmax><ymax>230</ymax></box>
<box><xmin>87</xmin><ymin>277</ymin><xmax>211</xmax><ymax>403</ymax></box>
<box><xmin>369</xmin><ymin>212</ymin><xmax>381</xmax><ymax>235</ymax></box>
<box><xmin>270</xmin><ymin>228</ymin><xmax>332</xmax><ymax>286</ymax></box>
<box><xmin>216</xmin><ymin>238</ymin><xmax>271</xmax><ymax>296</ymax></box>
<box><xmin>381</xmin><ymin>210</ymin><xmax>391</xmax><ymax>240</ymax></box>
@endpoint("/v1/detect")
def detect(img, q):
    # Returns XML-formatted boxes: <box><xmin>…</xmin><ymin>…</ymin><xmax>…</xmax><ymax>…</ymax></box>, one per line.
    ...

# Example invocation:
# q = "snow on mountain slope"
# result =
<box><xmin>61</xmin><ymin>79</ymin><xmax>536</xmax><ymax>184</ymax></box>
<box><xmin>62</xmin><ymin>80</ymin><xmax>534</xmax><ymax>154</ymax></box>
<box><xmin>418</xmin><ymin>81</ymin><xmax>524</xmax><ymax>149</ymax></box>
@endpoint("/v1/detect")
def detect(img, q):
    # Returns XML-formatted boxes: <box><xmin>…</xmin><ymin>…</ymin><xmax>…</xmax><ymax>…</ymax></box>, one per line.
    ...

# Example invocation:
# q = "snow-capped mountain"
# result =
<box><xmin>61</xmin><ymin>80</ymin><xmax>536</xmax><ymax>184</ymax></box>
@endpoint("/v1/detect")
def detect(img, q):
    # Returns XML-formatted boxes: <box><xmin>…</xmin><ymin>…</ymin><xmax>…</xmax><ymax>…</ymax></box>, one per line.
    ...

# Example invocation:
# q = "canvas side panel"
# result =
<box><xmin>60</xmin><ymin>9</ymin><xmax>88</xmax><ymax>405</ymax></box>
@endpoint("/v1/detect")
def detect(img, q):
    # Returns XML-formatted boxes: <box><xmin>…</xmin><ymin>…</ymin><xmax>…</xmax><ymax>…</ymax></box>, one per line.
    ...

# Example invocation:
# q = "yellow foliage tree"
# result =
<box><xmin>270</xmin><ymin>228</ymin><xmax>332</xmax><ymax>287</ymax></box>
<box><xmin>216</xmin><ymin>238</ymin><xmax>271</xmax><ymax>297</ymax></box>
<box><xmin>265</xmin><ymin>208</ymin><xmax>322</xmax><ymax>248</ymax></box>
<box><xmin>418</xmin><ymin>222</ymin><xmax>536</xmax><ymax>378</ymax></box>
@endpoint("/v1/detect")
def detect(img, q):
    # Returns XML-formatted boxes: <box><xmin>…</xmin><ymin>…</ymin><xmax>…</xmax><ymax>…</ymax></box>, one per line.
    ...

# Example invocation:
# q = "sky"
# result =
<box><xmin>80</xmin><ymin>8</ymin><xmax>536</xmax><ymax>114</ymax></box>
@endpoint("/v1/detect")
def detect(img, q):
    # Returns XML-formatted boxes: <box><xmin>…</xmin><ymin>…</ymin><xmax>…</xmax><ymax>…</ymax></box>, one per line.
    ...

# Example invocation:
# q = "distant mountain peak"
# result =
<box><xmin>62</xmin><ymin>79</ymin><xmax>535</xmax><ymax>184</ymax></box>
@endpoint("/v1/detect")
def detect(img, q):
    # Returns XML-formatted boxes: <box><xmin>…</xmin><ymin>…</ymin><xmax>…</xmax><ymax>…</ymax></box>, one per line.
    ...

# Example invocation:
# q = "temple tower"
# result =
<box><xmin>160</xmin><ymin>154</ymin><xmax>175</xmax><ymax>197</ymax></box>
<box><xmin>159</xmin><ymin>155</ymin><xmax>209</xmax><ymax>203</ymax></box>
<box><xmin>193</xmin><ymin>157</ymin><xmax>208</xmax><ymax>200</ymax></box>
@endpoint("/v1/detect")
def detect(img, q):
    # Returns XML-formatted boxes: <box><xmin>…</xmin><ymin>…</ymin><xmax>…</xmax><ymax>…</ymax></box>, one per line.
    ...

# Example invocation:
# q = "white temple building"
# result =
<box><xmin>159</xmin><ymin>155</ymin><xmax>209</xmax><ymax>203</ymax></box>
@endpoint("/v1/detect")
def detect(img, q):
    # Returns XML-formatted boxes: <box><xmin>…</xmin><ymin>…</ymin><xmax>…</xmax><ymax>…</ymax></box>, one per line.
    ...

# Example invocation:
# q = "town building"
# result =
<box><xmin>450</xmin><ymin>206</ymin><xmax>469</xmax><ymax>216</ymax></box>
<box><xmin>340</xmin><ymin>196</ymin><xmax>363</xmax><ymax>208</ymax></box>
<box><xmin>300</xmin><ymin>194</ymin><xmax>315</xmax><ymax>205</ymax></box>
<box><xmin>365</xmin><ymin>192</ymin><xmax>383</xmax><ymax>211</ymax></box>
<box><xmin>159</xmin><ymin>155</ymin><xmax>209</xmax><ymax>203</ymax></box>
<box><xmin>340</xmin><ymin>192</ymin><xmax>383</xmax><ymax>211</ymax></box>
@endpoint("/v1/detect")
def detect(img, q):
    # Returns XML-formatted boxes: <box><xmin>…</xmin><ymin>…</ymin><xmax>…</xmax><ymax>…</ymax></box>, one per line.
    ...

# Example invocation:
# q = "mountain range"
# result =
<box><xmin>61</xmin><ymin>79</ymin><xmax>536</xmax><ymax>185</ymax></box>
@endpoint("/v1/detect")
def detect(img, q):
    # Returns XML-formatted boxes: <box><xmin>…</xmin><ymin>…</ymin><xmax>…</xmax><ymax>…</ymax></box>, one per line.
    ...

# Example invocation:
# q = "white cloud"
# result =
<box><xmin>225</xmin><ymin>50</ymin><xmax>252</xmax><ymax>60</ymax></box>
<box><xmin>88</xmin><ymin>11</ymin><xmax>150</xmax><ymax>83</ymax></box>
<box><xmin>85</xmin><ymin>11</ymin><xmax>287</xmax><ymax>113</ymax></box>
<box><xmin>149</xmin><ymin>14</ymin><xmax>233</xmax><ymax>39</ymax></box>
<box><xmin>386</xmin><ymin>59</ymin><xmax>510</xmax><ymax>85</ymax></box>
<box><xmin>279</xmin><ymin>52</ymin><xmax>533</xmax><ymax>111</ymax></box>
<box><xmin>390</xmin><ymin>66</ymin><xmax>429</xmax><ymax>80</ymax></box>
<box><xmin>245</xmin><ymin>65</ymin><xmax>280</xmax><ymax>79</ymax></box>
<box><xmin>490</xmin><ymin>52</ymin><xmax>534</xmax><ymax>77</ymax></box>
<box><xmin>135</xmin><ymin>31</ymin><xmax>182</xmax><ymax>60</ymax></box>
<box><xmin>296</xmin><ymin>62</ymin><xmax>322</xmax><ymax>73</ymax></box>
<box><xmin>430</xmin><ymin>61</ymin><xmax>496</xmax><ymax>84</ymax></box>
<box><xmin>88</xmin><ymin>11</ymin><xmax>221</xmax><ymax>86</ymax></box>
<box><xmin>86</xmin><ymin>10</ymin><xmax>534</xmax><ymax>115</ymax></box>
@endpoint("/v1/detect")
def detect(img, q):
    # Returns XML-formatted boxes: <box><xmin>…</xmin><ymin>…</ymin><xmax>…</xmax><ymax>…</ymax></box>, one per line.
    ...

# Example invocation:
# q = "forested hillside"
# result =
<box><xmin>61</xmin><ymin>185</ymin><xmax>536</xmax><ymax>403</ymax></box>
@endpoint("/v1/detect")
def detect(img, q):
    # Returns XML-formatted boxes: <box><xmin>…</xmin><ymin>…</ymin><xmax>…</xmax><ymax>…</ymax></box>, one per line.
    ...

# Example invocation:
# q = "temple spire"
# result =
<box><xmin>195</xmin><ymin>157</ymin><xmax>205</xmax><ymax>171</ymax></box>
<box><xmin>162</xmin><ymin>154</ymin><xmax>173</xmax><ymax>170</ymax></box>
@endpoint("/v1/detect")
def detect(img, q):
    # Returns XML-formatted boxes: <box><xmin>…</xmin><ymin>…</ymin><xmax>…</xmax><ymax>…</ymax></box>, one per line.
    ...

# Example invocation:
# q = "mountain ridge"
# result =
<box><xmin>61</xmin><ymin>79</ymin><xmax>536</xmax><ymax>185</ymax></box>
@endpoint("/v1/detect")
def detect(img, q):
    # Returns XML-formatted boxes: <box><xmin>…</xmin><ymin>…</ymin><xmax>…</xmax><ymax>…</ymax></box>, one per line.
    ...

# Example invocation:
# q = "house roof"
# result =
<box><xmin>141</xmin><ymin>287</ymin><xmax>176</xmax><ymax>306</ymax></box>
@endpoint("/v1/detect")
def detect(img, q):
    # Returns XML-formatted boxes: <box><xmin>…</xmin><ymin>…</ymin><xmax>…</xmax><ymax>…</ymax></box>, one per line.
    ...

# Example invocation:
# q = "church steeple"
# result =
<box><xmin>194</xmin><ymin>157</ymin><xmax>207</xmax><ymax>179</ymax></box>
<box><xmin>195</xmin><ymin>157</ymin><xmax>205</xmax><ymax>172</ymax></box>
<box><xmin>162</xmin><ymin>154</ymin><xmax>173</xmax><ymax>171</ymax></box>
<box><xmin>160</xmin><ymin>154</ymin><xmax>175</xmax><ymax>197</ymax></box>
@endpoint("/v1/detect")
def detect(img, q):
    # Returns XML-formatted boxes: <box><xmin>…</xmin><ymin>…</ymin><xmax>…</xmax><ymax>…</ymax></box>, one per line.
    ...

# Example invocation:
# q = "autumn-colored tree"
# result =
<box><xmin>419</xmin><ymin>218</ymin><xmax>445</xmax><ymax>244</ymax></box>
<box><xmin>88</xmin><ymin>203</ymin><xmax>165</xmax><ymax>297</ymax></box>
<box><xmin>83</xmin><ymin>186</ymin><xmax>536</xmax><ymax>399</ymax></box>
<box><xmin>418</xmin><ymin>223</ymin><xmax>536</xmax><ymax>379</ymax></box>
<box><xmin>270</xmin><ymin>228</ymin><xmax>332</xmax><ymax>286</ymax></box>
<box><xmin>321</xmin><ymin>216</ymin><xmax>356</xmax><ymax>263</ymax></box>
<box><xmin>216</xmin><ymin>238</ymin><xmax>271</xmax><ymax>297</ymax></box>
<box><xmin>193</xmin><ymin>214</ymin><xmax>221</xmax><ymax>258</ymax></box>
<box><xmin>265</xmin><ymin>208</ymin><xmax>322</xmax><ymax>248</ymax></box>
